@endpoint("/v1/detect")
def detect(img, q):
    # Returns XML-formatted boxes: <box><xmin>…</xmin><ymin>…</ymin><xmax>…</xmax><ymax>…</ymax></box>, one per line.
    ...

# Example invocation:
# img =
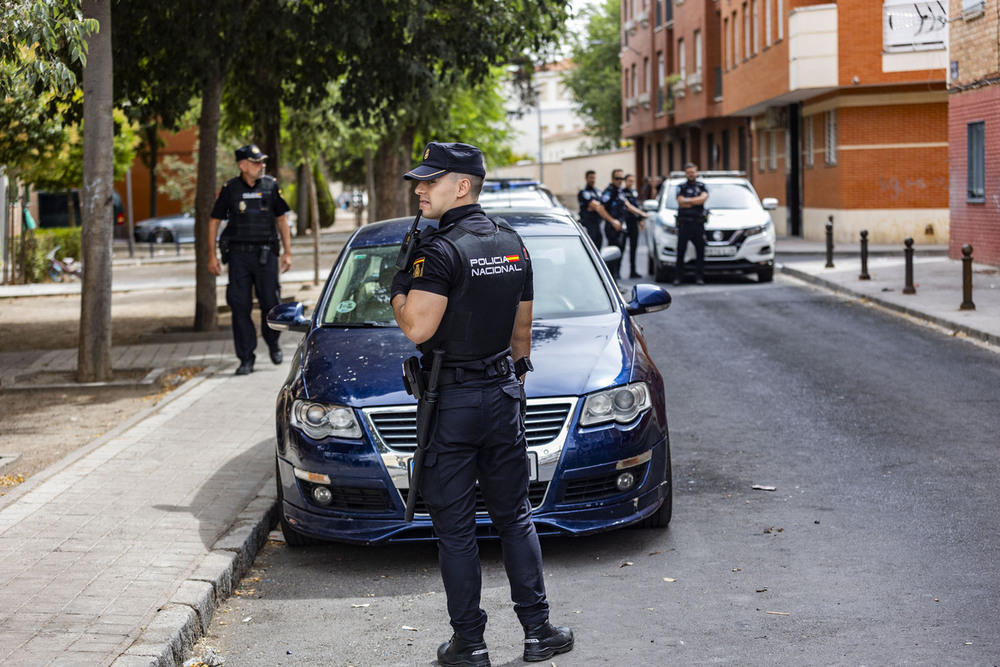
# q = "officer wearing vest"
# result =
<box><xmin>599</xmin><ymin>169</ymin><xmax>628</xmax><ymax>278</ymax></box>
<box><xmin>674</xmin><ymin>162</ymin><xmax>709</xmax><ymax>285</ymax></box>
<box><xmin>577</xmin><ymin>170</ymin><xmax>603</xmax><ymax>248</ymax></box>
<box><xmin>391</xmin><ymin>142</ymin><xmax>573</xmax><ymax>667</ymax></box>
<box><xmin>207</xmin><ymin>144</ymin><xmax>292</xmax><ymax>375</ymax></box>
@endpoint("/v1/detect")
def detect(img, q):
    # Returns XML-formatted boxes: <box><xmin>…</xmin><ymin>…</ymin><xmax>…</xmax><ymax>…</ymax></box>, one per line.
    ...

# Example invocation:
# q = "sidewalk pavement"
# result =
<box><xmin>1</xmin><ymin>234</ymin><xmax>998</xmax><ymax>666</ymax></box>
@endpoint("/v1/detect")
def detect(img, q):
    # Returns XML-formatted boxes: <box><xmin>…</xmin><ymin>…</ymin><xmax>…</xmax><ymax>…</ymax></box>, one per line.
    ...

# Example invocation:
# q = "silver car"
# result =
<box><xmin>644</xmin><ymin>171</ymin><xmax>778</xmax><ymax>283</ymax></box>
<box><xmin>133</xmin><ymin>213</ymin><xmax>196</xmax><ymax>244</ymax></box>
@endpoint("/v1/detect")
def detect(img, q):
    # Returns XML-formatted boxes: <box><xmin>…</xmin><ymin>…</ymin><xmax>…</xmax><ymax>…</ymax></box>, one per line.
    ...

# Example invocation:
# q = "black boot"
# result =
<box><xmin>437</xmin><ymin>634</ymin><xmax>490</xmax><ymax>667</ymax></box>
<box><xmin>523</xmin><ymin>621</ymin><xmax>573</xmax><ymax>662</ymax></box>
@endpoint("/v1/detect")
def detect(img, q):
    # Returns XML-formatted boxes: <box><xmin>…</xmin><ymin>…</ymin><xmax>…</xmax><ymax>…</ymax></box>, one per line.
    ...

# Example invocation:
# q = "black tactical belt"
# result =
<box><xmin>230</xmin><ymin>243</ymin><xmax>270</xmax><ymax>252</ymax></box>
<box><xmin>438</xmin><ymin>358</ymin><xmax>511</xmax><ymax>385</ymax></box>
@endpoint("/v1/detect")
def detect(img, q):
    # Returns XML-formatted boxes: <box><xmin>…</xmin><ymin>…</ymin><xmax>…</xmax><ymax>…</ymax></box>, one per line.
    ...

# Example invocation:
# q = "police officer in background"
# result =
<box><xmin>577</xmin><ymin>169</ymin><xmax>603</xmax><ymax>248</ymax></box>
<box><xmin>207</xmin><ymin>144</ymin><xmax>292</xmax><ymax>375</ymax></box>
<box><xmin>674</xmin><ymin>162</ymin><xmax>709</xmax><ymax>285</ymax></box>
<box><xmin>391</xmin><ymin>142</ymin><xmax>573</xmax><ymax>667</ymax></box>
<box><xmin>622</xmin><ymin>174</ymin><xmax>648</xmax><ymax>279</ymax></box>
<box><xmin>597</xmin><ymin>168</ymin><xmax>628</xmax><ymax>278</ymax></box>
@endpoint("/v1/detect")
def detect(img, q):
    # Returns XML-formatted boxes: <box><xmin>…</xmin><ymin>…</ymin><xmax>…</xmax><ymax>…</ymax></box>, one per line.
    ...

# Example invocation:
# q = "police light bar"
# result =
<box><xmin>482</xmin><ymin>180</ymin><xmax>541</xmax><ymax>191</ymax></box>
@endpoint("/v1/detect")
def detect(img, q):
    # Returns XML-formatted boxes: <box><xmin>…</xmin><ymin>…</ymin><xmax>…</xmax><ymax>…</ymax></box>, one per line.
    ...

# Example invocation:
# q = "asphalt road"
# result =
<box><xmin>187</xmin><ymin>274</ymin><xmax>1000</xmax><ymax>667</ymax></box>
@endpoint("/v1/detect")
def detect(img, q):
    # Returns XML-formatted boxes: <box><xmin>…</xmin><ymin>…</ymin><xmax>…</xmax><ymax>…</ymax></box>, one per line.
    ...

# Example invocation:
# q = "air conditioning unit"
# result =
<box><xmin>764</xmin><ymin>107</ymin><xmax>787</xmax><ymax>130</ymax></box>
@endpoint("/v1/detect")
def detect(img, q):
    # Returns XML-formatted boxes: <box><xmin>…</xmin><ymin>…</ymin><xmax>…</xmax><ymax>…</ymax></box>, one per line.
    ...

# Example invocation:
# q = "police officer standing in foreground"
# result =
<box><xmin>674</xmin><ymin>162</ymin><xmax>709</xmax><ymax>285</ymax></box>
<box><xmin>391</xmin><ymin>142</ymin><xmax>573</xmax><ymax>667</ymax></box>
<box><xmin>577</xmin><ymin>169</ymin><xmax>604</xmax><ymax>248</ymax></box>
<box><xmin>207</xmin><ymin>144</ymin><xmax>292</xmax><ymax>375</ymax></box>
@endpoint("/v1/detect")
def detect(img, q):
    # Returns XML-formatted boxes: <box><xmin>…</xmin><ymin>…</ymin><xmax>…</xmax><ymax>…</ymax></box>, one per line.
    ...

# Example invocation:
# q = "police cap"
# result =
<box><xmin>235</xmin><ymin>144</ymin><xmax>268</xmax><ymax>163</ymax></box>
<box><xmin>403</xmin><ymin>142</ymin><xmax>486</xmax><ymax>181</ymax></box>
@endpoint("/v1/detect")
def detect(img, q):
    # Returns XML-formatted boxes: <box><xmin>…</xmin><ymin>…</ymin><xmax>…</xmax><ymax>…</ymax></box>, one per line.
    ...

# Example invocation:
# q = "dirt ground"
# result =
<box><xmin>0</xmin><ymin>287</ymin><xmax>228</xmax><ymax>490</ymax></box>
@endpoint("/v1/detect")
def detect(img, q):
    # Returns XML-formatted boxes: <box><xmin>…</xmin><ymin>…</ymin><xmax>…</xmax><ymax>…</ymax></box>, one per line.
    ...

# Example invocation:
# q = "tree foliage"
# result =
<box><xmin>562</xmin><ymin>0</ymin><xmax>623</xmax><ymax>151</ymax></box>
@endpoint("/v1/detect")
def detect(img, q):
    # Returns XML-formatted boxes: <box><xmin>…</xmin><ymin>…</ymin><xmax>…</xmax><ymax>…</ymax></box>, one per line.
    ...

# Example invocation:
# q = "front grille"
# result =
<box><xmin>706</xmin><ymin>229</ymin><xmax>741</xmax><ymax>245</ymax></box>
<box><xmin>400</xmin><ymin>480</ymin><xmax>550</xmax><ymax>515</ymax></box>
<box><xmin>365</xmin><ymin>400</ymin><xmax>573</xmax><ymax>454</ymax></box>
<box><xmin>301</xmin><ymin>482</ymin><xmax>393</xmax><ymax>512</ymax></box>
<box><xmin>561</xmin><ymin>463</ymin><xmax>649</xmax><ymax>504</ymax></box>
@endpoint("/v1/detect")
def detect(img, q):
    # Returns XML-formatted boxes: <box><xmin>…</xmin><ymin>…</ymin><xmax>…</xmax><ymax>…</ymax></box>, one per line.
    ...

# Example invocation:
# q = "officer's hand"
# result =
<box><xmin>613</xmin><ymin>220</ymin><xmax>623</xmax><ymax>232</ymax></box>
<box><xmin>390</xmin><ymin>269</ymin><xmax>412</xmax><ymax>299</ymax></box>
<box><xmin>280</xmin><ymin>251</ymin><xmax>292</xmax><ymax>273</ymax></box>
<box><xmin>208</xmin><ymin>257</ymin><xmax>221</xmax><ymax>276</ymax></box>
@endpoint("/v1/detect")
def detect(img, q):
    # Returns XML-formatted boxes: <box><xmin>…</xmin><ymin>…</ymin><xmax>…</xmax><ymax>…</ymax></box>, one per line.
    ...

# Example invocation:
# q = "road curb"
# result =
<box><xmin>111</xmin><ymin>476</ymin><xmax>279</xmax><ymax>667</ymax></box>
<box><xmin>779</xmin><ymin>264</ymin><xmax>1000</xmax><ymax>349</ymax></box>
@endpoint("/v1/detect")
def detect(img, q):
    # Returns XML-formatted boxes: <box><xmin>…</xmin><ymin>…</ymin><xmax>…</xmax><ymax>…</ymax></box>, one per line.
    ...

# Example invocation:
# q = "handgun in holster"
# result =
<box><xmin>258</xmin><ymin>244</ymin><xmax>271</xmax><ymax>266</ymax></box>
<box><xmin>401</xmin><ymin>356</ymin><xmax>426</xmax><ymax>400</ymax></box>
<box><xmin>219</xmin><ymin>239</ymin><xmax>230</xmax><ymax>265</ymax></box>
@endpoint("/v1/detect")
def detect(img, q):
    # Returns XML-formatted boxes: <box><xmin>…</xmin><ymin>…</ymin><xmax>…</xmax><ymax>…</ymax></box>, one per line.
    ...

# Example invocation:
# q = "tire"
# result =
<box><xmin>275</xmin><ymin>459</ymin><xmax>321</xmax><ymax>547</ymax></box>
<box><xmin>757</xmin><ymin>266</ymin><xmax>774</xmax><ymax>283</ymax></box>
<box><xmin>638</xmin><ymin>489</ymin><xmax>673</xmax><ymax>529</ymax></box>
<box><xmin>48</xmin><ymin>267</ymin><xmax>63</xmax><ymax>283</ymax></box>
<box><xmin>654</xmin><ymin>261</ymin><xmax>674</xmax><ymax>284</ymax></box>
<box><xmin>151</xmin><ymin>229</ymin><xmax>172</xmax><ymax>244</ymax></box>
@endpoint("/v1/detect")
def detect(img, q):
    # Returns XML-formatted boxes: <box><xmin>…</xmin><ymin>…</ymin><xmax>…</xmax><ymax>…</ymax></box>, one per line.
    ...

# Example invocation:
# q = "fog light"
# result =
<box><xmin>616</xmin><ymin>471</ymin><xmax>636</xmax><ymax>492</ymax></box>
<box><xmin>312</xmin><ymin>485</ymin><xmax>333</xmax><ymax>505</ymax></box>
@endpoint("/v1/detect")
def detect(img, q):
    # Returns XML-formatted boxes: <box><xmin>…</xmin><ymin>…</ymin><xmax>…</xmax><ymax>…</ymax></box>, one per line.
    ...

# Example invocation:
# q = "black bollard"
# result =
<box><xmin>825</xmin><ymin>216</ymin><xmax>834</xmax><ymax>268</ymax></box>
<box><xmin>859</xmin><ymin>230</ymin><xmax>871</xmax><ymax>280</ymax></box>
<box><xmin>903</xmin><ymin>237</ymin><xmax>916</xmax><ymax>294</ymax></box>
<box><xmin>960</xmin><ymin>244</ymin><xmax>976</xmax><ymax>311</ymax></box>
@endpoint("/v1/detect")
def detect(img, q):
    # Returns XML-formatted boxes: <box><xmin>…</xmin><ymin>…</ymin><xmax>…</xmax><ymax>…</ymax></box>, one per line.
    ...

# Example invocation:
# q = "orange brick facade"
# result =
<box><xmin>623</xmin><ymin>0</ymin><xmax>952</xmax><ymax>247</ymax></box>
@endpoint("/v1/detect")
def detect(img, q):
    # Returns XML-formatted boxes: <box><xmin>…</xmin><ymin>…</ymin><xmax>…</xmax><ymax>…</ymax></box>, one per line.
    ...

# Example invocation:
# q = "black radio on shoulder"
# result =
<box><xmin>394</xmin><ymin>211</ymin><xmax>423</xmax><ymax>271</ymax></box>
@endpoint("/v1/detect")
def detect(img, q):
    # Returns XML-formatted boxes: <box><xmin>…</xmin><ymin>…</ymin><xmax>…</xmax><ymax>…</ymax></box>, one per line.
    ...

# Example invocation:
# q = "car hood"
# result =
<box><xmin>297</xmin><ymin>313</ymin><xmax>633</xmax><ymax>406</ymax></box>
<box><xmin>704</xmin><ymin>208</ymin><xmax>770</xmax><ymax>230</ymax></box>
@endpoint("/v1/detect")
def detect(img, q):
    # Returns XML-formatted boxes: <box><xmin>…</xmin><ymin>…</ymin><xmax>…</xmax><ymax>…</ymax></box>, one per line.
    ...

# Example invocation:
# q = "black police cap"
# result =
<box><xmin>235</xmin><ymin>144</ymin><xmax>268</xmax><ymax>163</ymax></box>
<box><xmin>403</xmin><ymin>142</ymin><xmax>486</xmax><ymax>181</ymax></box>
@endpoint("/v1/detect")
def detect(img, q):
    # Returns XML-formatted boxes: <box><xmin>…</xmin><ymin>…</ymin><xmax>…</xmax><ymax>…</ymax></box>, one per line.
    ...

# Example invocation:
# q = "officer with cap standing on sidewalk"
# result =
<box><xmin>391</xmin><ymin>141</ymin><xmax>573</xmax><ymax>667</ymax></box>
<box><xmin>207</xmin><ymin>144</ymin><xmax>292</xmax><ymax>375</ymax></box>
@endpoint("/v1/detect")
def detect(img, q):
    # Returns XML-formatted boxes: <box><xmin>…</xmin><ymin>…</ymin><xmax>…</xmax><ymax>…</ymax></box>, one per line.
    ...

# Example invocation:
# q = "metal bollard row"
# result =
<box><xmin>960</xmin><ymin>244</ymin><xmax>976</xmax><ymax>311</ymax></box>
<box><xmin>825</xmin><ymin>216</ymin><xmax>834</xmax><ymax>268</ymax></box>
<box><xmin>859</xmin><ymin>230</ymin><xmax>871</xmax><ymax>280</ymax></box>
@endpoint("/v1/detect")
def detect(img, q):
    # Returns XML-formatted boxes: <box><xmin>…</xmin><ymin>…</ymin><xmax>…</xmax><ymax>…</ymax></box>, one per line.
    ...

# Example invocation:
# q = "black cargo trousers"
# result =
<box><xmin>226</xmin><ymin>246</ymin><xmax>281</xmax><ymax>363</ymax></box>
<box><xmin>418</xmin><ymin>370</ymin><xmax>549</xmax><ymax>641</ymax></box>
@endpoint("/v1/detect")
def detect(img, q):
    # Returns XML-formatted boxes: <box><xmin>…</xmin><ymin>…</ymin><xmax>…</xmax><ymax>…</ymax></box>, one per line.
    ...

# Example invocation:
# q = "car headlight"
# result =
<box><xmin>744</xmin><ymin>221</ymin><xmax>772</xmax><ymax>237</ymax></box>
<box><xmin>657</xmin><ymin>217</ymin><xmax>678</xmax><ymax>236</ymax></box>
<box><xmin>291</xmin><ymin>400</ymin><xmax>362</xmax><ymax>439</ymax></box>
<box><xmin>579</xmin><ymin>382</ymin><xmax>652</xmax><ymax>426</ymax></box>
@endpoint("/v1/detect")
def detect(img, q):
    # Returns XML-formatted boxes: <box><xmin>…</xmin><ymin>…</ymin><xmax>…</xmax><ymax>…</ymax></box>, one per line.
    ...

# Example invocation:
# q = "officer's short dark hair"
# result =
<box><xmin>611</xmin><ymin>168</ymin><xmax>623</xmax><ymax>179</ymax></box>
<box><xmin>585</xmin><ymin>170</ymin><xmax>595</xmax><ymax>178</ymax></box>
<box><xmin>464</xmin><ymin>174</ymin><xmax>484</xmax><ymax>199</ymax></box>
<box><xmin>684</xmin><ymin>162</ymin><xmax>698</xmax><ymax>171</ymax></box>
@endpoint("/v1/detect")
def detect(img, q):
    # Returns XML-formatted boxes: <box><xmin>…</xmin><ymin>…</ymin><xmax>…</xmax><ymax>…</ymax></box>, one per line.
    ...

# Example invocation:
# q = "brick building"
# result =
<box><xmin>948</xmin><ymin>0</ymin><xmax>1000</xmax><ymax>266</ymax></box>
<box><xmin>622</xmin><ymin>0</ymin><xmax>950</xmax><ymax>245</ymax></box>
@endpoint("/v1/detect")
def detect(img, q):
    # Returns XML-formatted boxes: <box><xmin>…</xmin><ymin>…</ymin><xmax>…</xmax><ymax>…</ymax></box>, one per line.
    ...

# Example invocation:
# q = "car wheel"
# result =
<box><xmin>638</xmin><ymin>489</ymin><xmax>672</xmax><ymax>528</ymax></box>
<box><xmin>757</xmin><ymin>266</ymin><xmax>774</xmax><ymax>283</ymax></box>
<box><xmin>151</xmin><ymin>229</ymin><xmax>172</xmax><ymax>244</ymax></box>
<box><xmin>275</xmin><ymin>459</ymin><xmax>321</xmax><ymax>547</ymax></box>
<box><xmin>654</xmin><ymin>261</ymin><xmax>674</xmax><ymax>283</ymax></box>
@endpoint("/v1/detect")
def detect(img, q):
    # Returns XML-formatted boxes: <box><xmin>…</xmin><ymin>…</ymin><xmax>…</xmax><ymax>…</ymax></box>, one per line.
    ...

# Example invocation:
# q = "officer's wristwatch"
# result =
<box><xmin>513</xmin><ymin>356</ymin><xmax>533</xmax><ymax>378</ymax></box>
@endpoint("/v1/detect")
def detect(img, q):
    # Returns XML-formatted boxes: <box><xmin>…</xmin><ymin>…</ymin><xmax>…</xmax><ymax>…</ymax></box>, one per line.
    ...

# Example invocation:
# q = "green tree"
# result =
<box><xmin>563</xmin><ymin>0</ymin><xmax>623</xmax><ymax>151</ymax></box>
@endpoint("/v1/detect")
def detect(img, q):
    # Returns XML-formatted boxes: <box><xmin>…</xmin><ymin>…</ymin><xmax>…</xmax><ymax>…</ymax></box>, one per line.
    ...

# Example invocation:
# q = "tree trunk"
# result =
<box><xmin>296</xmin><ymin>160</ymin><xmax>309</xmax><ymax>236</ymax></box>
<box><xmin>373</xmin><ymin>126</ymin><xmax>417</xmax><ymax>220</ymax></box>
<box><xmin>308</xmin><ymin>157</ymin><xmax>321</xmax><ymax>286</ymax></box>
<box><xmin>77</xmin><ymin>0</ymin><xmax>114</xmax><ymax>383</ymax></box>
<box><xmin>145</xmin><ymin>123</ymin><xmax>159</xmax><ymax>218</ymax></box>
<box><xmin>193</xmin><ymin>56</ymin><xmax>223</xmax><ymax>333</ymax></box>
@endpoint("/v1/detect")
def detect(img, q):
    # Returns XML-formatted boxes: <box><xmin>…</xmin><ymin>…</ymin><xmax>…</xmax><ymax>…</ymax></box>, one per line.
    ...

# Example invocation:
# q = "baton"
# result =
<box><xmin>404</xmin><ymin>348</ymin><xmax>444</xmax><ymax>521</ymax></box>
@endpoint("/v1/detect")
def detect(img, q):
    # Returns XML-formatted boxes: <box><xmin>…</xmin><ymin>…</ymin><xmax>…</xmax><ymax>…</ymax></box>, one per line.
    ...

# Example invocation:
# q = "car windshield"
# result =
<box><xmin>661</xmin><ymin>182</ymin><xmax>761</xmax><ymax>210</ymax></box>
<box><xmin>318</xmin><ymin>234</ymin><xmax>613</xmax><ymax>326</ymax></box>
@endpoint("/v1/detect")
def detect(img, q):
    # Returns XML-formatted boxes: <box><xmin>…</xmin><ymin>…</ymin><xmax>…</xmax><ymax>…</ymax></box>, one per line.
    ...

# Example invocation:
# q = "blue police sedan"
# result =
<box><xmin>267</xmin><ymin>208</ymin><xmax>673</xmax><ymax>546</ymax></box>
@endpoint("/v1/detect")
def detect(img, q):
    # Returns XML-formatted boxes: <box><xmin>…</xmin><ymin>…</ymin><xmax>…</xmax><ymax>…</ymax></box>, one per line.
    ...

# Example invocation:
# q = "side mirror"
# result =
<box><xmin>600</xmin><ymin>245</ymin><xmax>623</xmax><ymax>264</ymax></box>
<box><xmin>761</xmin><ymin>197</ymin><xmax>778</xmax><ymax>211</ymax></box>
<box><xmin>642</xmin><ymin>199</ymin><xmax>659</xmax><ymax>212</ymax></box>
<box><xmin>626</xmin><ymin>284</ymin><xmax>672</xmax><ymax>315</ymax></box>
<box><xmin>267</xmin><ymin>301</ymin><xmax>310</xmax><ymax>333</ymax></box>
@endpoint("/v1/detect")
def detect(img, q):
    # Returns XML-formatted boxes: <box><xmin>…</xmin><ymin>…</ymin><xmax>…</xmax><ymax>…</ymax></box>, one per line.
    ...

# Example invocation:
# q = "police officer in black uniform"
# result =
<box><xmin>391</xmin><ymin>142</ymin><xmax>573</xmax><ymax>667</ymax></box>
<box><xmin>674</xmin><ymin>162</ymin><xmax>709</xmax><ymax>285</ymax></box>
<box><xmin>597</xmin><ymin>168</ymin><xmax>628</xmax><ymax>278</ymax></box>
<box><xmin>207</xmin><ymin>144</ymin><xmax>292</xmax><ymax>375</ymax></box>
<box><xmin>577</xmin><ymin>169</ymin><xmax>603</xmax><ymax>248</ymax></box>
<box><xmin>622</xmin><ymin>173</ymin><xmax>648</xmax><ymax>279</ymax></box>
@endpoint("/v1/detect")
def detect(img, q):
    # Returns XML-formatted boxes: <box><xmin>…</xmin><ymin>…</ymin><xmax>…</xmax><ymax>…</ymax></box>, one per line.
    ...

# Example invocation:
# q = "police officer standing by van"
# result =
<box><xmin>577</xmin><ymin>169</ymin><xmax>604</xmax><ymax>248</ymax></box>
<box><xmin>391</xmin><ymin>142</ymin><xmax>573</xmax><ymax>667</ymax></box>
<box><xmin>674</xmin><ymin>162</ymin><xmax>709</xmax><ymax>285</ymax></box>
<box><xmin>207</xmin><ymin>144</ymin><xmax>292</xmax><ymax>375</ymax></box>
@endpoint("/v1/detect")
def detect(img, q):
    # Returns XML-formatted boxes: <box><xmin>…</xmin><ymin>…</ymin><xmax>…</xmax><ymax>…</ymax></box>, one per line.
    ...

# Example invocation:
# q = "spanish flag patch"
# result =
<box><xmin>505</xmin><ymin>255</ymin><xmax>520</xmax><ymax>262</ymax></box>
<box><xmin>412</xmin><ymin>257</ymin><xmax>425</xmax><ymax>278</ymax></box>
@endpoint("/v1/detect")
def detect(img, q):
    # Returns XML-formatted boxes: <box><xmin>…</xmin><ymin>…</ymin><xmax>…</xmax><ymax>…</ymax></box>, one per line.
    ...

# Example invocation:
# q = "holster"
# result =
<box><xmin>401</xmin><ymin>356</ymin><xmax>426</xmax><ymax>400</ymax></box>
<box><xmin>258</xmin><ymin>244</ymin><xmax>271</xmax><ymax>266</ymax></box>
<box><xmin>219</xmin><ymin>239</ymin><xmax>230</xmax><ymax>265</ymax></box>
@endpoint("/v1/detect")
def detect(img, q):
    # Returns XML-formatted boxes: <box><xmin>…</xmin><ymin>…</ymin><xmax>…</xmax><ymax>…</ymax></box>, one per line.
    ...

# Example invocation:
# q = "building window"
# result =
<box><xmin>765</xmin><ymin>0</ymin><xmax>772</xmax><ymax>45</ymax></box>
<box><xmin>768</xmin><ymin>131</ymin><xmax>777</xmax><ymax>170</ymax></box>
<box><xmin>644</xmin><ymin>57</ymin><xmax>650</xmax><ymax>92</ymax></box>
<box><xmin>738</xmin><ymin>126</ymin><xmax>747</xmax><ymax>173</ymax></box>
<box><xmin>777</xmin><ymin>0</ymin><xmax>783</xmax><ymax>40</ymax></box>
<box><xmin>743</xmin><ymin>3</ymin><xmax>750</xmax><ymax>60</ymax></box>
<box><xmin>752</xmin><ymin>0</ymin><xmax>759</xmax><ymax>54</ymax></box>
<box><xmin>732</xmin><ymin>12</ymin><xmax>739</xmax><ymax>67</ymax></box>
<box><xmin>757</xmin><ymin>129</ymin><xmax>765</xmax><ymax>173</ymax></box>
<box><xmin>723</xmin><ymin>17</ymin><xmax>729</xmax><ymax>69</ymax></box>
<box><xmin>678</xmin><ymin>38</ymin><xmax>686</xmax><ymax>79</ymax></box>
<box><xmin>694</xmin><ymin>29</ymin><xmax>703</xmax><ymax>78</ymax></box>
<box><xmin>883</xmin><ymin>0</ymin><xmax>947</xmax><ymax>52</ymax></box>
<box><xmin>967</xmin><ymin>121</ymin><xmax>985</xmax><ymax>202</ymax></box>
<box><xmin>824</xmin><ymin>109</ymin><xmax>837</xmax><ymax>165</ymax></box>
<box><xmin>803</xmin><ymin>116</ymin><xmax>814</xmax><ymax>168</ymax></box>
